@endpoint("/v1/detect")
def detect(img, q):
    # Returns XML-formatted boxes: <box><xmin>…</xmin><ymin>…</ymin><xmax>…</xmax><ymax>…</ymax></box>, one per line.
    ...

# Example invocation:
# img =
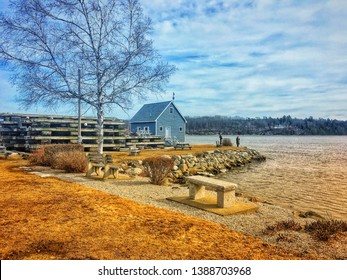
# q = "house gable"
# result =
<box><xmin>130</xmin><ymin>100</ymin><xmax>186</xmax><ymax>142</ymax></box>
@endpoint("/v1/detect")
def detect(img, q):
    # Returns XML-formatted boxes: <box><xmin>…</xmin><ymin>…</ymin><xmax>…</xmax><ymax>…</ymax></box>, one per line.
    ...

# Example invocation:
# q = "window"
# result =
<box><xmin>169</xmin><ymin>107</ymin><xmax>173</xmax><ymax>113</ymax></box>
<box><xmin>159</xmin><ymin>126</ymin><xmax>163</xmax><ymax>131</ymax></box>
<box><xmin>179</xmin><ymin>127</ymin><xmax>183</xmax><ymax>132</ymax></box>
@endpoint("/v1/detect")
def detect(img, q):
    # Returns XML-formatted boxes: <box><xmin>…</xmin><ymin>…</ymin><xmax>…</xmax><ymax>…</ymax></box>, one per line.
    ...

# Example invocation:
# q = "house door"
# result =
<box><xmin>165</xmin><ymin>127</ymin><xmax>171</xmax><ymax>138</ymax></box>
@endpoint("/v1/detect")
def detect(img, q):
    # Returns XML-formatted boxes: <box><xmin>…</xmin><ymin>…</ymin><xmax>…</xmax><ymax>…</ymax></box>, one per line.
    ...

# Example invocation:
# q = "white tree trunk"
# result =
<box><xmin>97</xmin><ymin>107</ymin><xmax>104</xmax><ymax>154</ymax></box>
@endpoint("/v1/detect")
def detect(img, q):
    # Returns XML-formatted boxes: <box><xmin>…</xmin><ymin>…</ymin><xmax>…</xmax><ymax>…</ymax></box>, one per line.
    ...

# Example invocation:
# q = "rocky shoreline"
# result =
<box><xmin>120</xmin><ymin>148</ymin><xmax>266</xmax><ymax>182</ymax></box>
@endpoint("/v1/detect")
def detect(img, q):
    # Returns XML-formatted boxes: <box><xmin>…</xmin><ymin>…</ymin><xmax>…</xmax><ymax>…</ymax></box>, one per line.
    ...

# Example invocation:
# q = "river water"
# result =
<box><xmin>186</xmin><ymin>135</ymin><xmax>347</xmax><ymax>221</ymax></box>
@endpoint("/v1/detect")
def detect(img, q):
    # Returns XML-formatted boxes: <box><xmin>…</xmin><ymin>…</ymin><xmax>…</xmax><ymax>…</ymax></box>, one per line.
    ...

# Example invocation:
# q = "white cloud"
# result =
<box><xmin>1</xmin><ymin>0</ymin><xmax>347</xmax><ymax>120</ymax></box>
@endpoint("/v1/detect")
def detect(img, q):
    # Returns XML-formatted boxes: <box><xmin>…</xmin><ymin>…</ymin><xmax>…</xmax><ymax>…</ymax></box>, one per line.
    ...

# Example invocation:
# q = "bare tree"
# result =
<box><xmin>0</xmin><ymin>0</ymin><xmax>175</xmax><ymax>153</ymax></box>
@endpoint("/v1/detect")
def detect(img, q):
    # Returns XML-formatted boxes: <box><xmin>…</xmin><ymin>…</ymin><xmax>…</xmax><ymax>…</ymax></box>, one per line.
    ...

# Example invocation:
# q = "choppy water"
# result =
<box><xmin>186</xmin><ymin>135</ymin><xmax>347</xmax><ymax>220</ymax></box>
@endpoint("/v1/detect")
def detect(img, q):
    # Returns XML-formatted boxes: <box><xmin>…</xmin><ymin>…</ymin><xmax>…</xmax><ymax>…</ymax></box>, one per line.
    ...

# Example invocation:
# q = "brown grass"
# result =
<box><xmin>264</xmin><ymin>219</ymin><xmax>347</xmax><ymax>242</ymax></box>
<box><xmin>264</xmin><ymin>220</ymin><xmax>303</xmax><ymax>234</ymax></box>
<box><xmin>0</xmin><ymin>156</ymin><xmax>311</xmax><ymax>260</ymax></box>
<box><xmin>304</xmin><ymin>219</ymin><xmax>347</xmax><ymax>241</ymax></box>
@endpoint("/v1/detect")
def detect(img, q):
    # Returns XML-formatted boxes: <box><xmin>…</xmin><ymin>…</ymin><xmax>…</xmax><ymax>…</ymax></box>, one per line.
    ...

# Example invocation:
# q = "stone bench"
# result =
<box><xmin>86</xmin><ymin>153</ymin><xmax>104</xmax><ymax>177</ymax></box>
<box><xmin>174</xmin><ymin>143</ymin><xmax>192</xmax><ymax>150</ymax></box>
<box><xmin>103</xmin><ymin>154</ymin><xmax>121</xmax><ymax>179</ymax></box>
<box><xmin>86</xmin><ymin>153</ymin><xmax>121</xmax><ymax>179</ymax></box>
<box><xmin>129</xmin><ymin>146</ymin><xmax>141</xmax><ymax>156</ymax></box>
<box><xmin>186</xmin><ymin>175</ymin><xmax>237</xmax><ymax>208</ymax></box>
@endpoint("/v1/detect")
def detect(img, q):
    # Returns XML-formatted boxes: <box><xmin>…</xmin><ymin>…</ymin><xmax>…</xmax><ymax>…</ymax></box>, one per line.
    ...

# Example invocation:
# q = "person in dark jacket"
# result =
<box><xmin>236</xmin><ymin>135</ymin><xmax>240</xmax><ymax>147</ymax></box>
<box><xmin>219</xmin><ymin>132</ymin><xmax>223</xmax><ymax>146</ymax></box>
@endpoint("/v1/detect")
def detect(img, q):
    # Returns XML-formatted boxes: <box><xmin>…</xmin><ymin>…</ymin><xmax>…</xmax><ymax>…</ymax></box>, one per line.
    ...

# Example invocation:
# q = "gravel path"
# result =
<box><xmin>29</xmin><ymin>167</ymin><xmax>306</xmax><ymax>236</ymax></box>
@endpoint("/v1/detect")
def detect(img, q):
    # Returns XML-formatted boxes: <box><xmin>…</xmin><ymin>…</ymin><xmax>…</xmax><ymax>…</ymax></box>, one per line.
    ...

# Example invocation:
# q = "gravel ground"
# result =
<box><xmin>28</xmin><ymin>167</ymin><xmax>347</xmax><ymax>259</ymax></box>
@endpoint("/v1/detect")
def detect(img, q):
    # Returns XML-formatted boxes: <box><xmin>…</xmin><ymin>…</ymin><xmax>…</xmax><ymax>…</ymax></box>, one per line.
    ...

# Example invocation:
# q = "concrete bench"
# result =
<box><xmin>186</xmin><ymin>175</ymin><xmax>237</xmax><ymax>208</ymax></box>
<box><xmin>86</xmin><ymin>153</ymin><xmax>104</xmax><ymax>177</ymax></box>
<box><xmin>103</xmin><ymin>154</ymin><xmax>121</xmax><ymax>179</ymax></box>
<box><xmin>174</xmin><ymin>143</ymin><xmax>192</xmax><ymax>150</ymax></box>
<box><xmin>86</xmin><ymin>153</ymin><xmax>121</xmax><ymax>179</ymax></box>
<box><xmin>129</xmin><ymin>146</ymin><xmax>141</xmax><ymax>156</ymax></box>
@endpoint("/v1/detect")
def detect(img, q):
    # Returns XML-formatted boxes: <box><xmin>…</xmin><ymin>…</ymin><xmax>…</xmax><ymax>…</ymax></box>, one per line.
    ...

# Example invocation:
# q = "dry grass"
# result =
<box><xmin>264</xmin><ymin>219</ymin><xmax>347</xmax><ymax>243</ymax></box>
<box><xmin>305</xmin><ymin>219</ymin><xmax>347</xmax><ymax>241</ymax></box>
<box><xmin>0</xmin><ymin>156</ymin><xmax>311</xmax><ymax>260</ymax></box>
<box><xmin>264</xmin><ymin>220</ymin><xmax>303</xmax><ymax>234</ymax></box>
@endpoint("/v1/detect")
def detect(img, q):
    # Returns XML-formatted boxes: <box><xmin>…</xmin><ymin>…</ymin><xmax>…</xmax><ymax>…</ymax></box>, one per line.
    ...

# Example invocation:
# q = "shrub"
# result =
<box><xmin>29</xmin><ymin>146</ymin><xmax>46</xmax><ymax>165</ymax></box>
<box><xmin>143</xmin><ymin>156</ymin><xmax>174</xmax><ymax>185</ymax></box>
<box><xmin>304</xmin><ymin>219</ymin><xmax>347</xmax><ymax>241</ymax></box>
<box><xmin>43</xmin><ymin>144</ymin><xmax>84</xmax><ymax>166</ymax></box>
<box><xmin>264</xmin><ymin>219</ymin><xmax>302</xmax><ymax>234</ymax></box>
<box><xmin>222</xmin><ymin>138</ymin><xmax>233</xmax><ymax>146</ymax></box>
<box><xmin>29</xmin><ymin>144</ymin><xmax>85</xmax><ymax>173</ymax></box>
<box><xmin>53</xmin><ymin>150</ymin><xmax>87</xmax><ymax>173</ymax></box>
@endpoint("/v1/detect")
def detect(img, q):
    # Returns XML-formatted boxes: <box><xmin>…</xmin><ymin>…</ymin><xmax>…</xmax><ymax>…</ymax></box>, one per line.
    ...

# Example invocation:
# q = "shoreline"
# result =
<box><xmin>28</xmin><ymin>165</ymin><xmax>347</xmax><ymax>259</ymax></box>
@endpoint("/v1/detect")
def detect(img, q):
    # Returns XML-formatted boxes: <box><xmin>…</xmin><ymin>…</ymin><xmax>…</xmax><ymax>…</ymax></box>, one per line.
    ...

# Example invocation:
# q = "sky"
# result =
<box><xmin>0</xmin><ymin>0</ymin><xmax>347</xmax><ymax>120</ymax></box>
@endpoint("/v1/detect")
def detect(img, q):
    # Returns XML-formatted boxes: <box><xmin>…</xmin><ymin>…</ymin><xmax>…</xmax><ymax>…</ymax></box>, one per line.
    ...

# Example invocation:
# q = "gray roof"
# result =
<box><xmin>130</xmin><ymin>101</ymin><xmax>186</xmax><ymax>123</ymax></box>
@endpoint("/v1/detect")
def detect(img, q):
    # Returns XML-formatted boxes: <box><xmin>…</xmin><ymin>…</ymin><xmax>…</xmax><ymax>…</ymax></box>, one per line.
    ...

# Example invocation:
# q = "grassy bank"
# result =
<box><xmin>0</xmin><ymin>155</ymin><xmax>309</xmax><ymax>260</ymax></box>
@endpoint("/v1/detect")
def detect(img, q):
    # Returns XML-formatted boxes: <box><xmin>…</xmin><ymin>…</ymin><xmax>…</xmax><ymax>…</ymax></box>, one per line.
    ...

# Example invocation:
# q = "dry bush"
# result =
<box><xmin>43</xmin><ymin>144</ymin><xmax>84</xmax><ymax>166</ymax></box>
<box><xmin>222</xmin><ymin>138</ymin><xmax>233</xmax><ymax>146</ymax></box>
<box><xmin>143</xmin><ymin>156</ymin><xmax>174</xmax><ymax>185</ymax></box>
<box><xmin>264</xmin><ymin>220</ymin><xmax>302</xmax><ymax>234</ymax></box>
<box><xmin>29</xmin><ymin>146</ymin><xmax>46</xmax><ymax>165</ymax></box>
<box><xmin>53</xmin><ymin>150</ymin><xmax>87</xmax><ymax>173</ymax></box>
<box><xmin>304</xmin><ymin>219</ymin><xmax>347</xmax><ymax>241</ymax></box>
<box><xmin>29</xmin><ymin>144</ymin><xmax>85</xmax><ymax>172</ymax></box>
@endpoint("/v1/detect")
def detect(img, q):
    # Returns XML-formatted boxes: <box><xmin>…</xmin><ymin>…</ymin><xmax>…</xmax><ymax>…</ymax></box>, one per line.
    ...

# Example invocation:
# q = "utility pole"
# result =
<box><xmin>77</xmin><ymin>69</ymin><xmax>82</xmax><ymax>144</ymax></box>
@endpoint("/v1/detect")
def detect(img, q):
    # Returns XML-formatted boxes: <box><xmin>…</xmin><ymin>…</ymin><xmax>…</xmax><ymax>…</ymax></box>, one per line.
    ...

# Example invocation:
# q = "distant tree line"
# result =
<box><xmin>185</xmin><ymin>115</ymin><xmax>347</xmax><ymax>135</ymax></box>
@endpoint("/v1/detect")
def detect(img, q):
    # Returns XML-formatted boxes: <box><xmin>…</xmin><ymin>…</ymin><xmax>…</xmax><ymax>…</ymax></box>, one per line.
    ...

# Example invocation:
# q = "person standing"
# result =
<box><xmin>219</xmin><ymin>132</ymin><xmax>223</xmax><ymax>146</ymax></box>
<box><xmin>236</xmin><ymin>135</ymin><xmax>240</xmax><ymax>147</ymax></box>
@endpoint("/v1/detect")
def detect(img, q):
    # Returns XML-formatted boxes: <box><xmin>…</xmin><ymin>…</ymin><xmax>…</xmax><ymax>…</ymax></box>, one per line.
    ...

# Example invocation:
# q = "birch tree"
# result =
<box><xmin>0</xmin><ymin>0</ymin><xmax>175</xmax><ymax>153</ymax></box>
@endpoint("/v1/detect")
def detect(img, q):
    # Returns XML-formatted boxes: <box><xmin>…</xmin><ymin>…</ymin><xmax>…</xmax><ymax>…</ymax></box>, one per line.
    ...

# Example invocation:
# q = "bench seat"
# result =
<box><xmin>186</xmin><ymin>175</ymin><xmax>237</xmax><ymax>208</ymax></box>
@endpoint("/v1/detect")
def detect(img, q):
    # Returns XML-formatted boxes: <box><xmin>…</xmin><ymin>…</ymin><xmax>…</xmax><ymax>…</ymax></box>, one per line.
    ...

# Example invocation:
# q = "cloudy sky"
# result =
<box><xmin>1</xmin><ymin>0</ymin><xmax>347</xmax><ymax>120</ymax></box>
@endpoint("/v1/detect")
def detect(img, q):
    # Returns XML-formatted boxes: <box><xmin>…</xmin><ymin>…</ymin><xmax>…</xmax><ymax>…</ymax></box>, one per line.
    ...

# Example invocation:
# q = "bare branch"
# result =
<box><xmin>0</xmin><ymin>0</ymin><xmax>176</xmax><ymax>153</ymax></box>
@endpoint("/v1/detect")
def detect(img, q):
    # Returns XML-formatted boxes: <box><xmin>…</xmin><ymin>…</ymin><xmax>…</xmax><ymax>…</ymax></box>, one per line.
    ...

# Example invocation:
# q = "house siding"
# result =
<box><xmin>130</xmin><ymin>122</ymin><xmax>156</xmax><ymax>135</ymax></box>
<box><xmin>157</xmin><ymin>104</ymin><xmax>186</xmax><ymax>142</ymax></box>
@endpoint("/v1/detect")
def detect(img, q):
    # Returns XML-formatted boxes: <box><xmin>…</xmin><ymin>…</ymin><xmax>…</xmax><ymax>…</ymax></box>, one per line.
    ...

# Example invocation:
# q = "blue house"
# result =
<box><xmin>130</xmin><ymin>100</ymin><xmax>187</xmax><ymax>142</ymax></box>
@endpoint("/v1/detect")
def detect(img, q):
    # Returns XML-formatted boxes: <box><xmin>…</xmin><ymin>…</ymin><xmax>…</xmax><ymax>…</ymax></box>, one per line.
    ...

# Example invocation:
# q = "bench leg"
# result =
<box><xmin>189</xmin><ymin>183</ymin><xmax>205</xmax><ymax>200</ymax></box>
<box><xmin>110</xmin><ymin>168</ymin><xmax>119</xmax><ymax>179</ymax></box>
<box><xmin>86</xmin><ymin>162</ymin><xmax>94</xmax><ymax>177</ymax></box>
<box><xmin>217</xmin><ymin>190</ymin><xmax>235</xmax><ymax>208</ymax></box>
<box><xmin>103</xmin><ymin>165</ymin><xmax>110</xmax><ymax>179</ymax></box>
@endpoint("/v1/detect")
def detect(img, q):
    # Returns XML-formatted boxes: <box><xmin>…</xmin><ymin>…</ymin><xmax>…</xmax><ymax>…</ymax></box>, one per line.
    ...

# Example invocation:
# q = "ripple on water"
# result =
<box><xmin>215</xmin><ymin>136</ymin><xmax>347</xmax><ymax>221</ymax></box>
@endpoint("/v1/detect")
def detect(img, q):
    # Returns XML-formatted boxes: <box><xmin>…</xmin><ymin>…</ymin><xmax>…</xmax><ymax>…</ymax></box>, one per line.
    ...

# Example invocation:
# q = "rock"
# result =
<box><xmin>179</xmin><ymin>163</ymin><xmax>188</xmax><ymax>172</ymax></box>
<box><xmin>182</xmin><ymin>154</ymin><xmax>194</xmax><ymax>159</ymax></box>
<box><xmin>298</xmin><ymin>210</ymin><xmax>324</xmax><ymax>219</ymax></box>
<box><xmin>126</xmin><ymin>167</ymin><xmax>142</xmax><ymax>177</ymax></box>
